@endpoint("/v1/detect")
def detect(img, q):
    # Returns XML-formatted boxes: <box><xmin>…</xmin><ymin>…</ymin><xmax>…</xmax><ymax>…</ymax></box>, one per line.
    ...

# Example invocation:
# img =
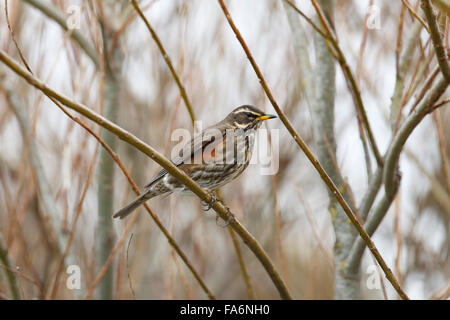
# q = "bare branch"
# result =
<box><xmin>383</xmin><ymin>76</ymin><xmax>449</xmax><ymax>198</ymax></box>
<box><xmin>0</xmin><ymin>49</ymin><xmax>291</xmax><ymax>300</ymax></box>
<box><xmin>401</xmin><ymin>0</ymin><xmax>430</xmax><ymax>33</ymax></box>
<box><xmin>131</xmin><ymin>0</ymin><xmax>196</xmax><ymax>126</ymax></box>
<box><xmin>22</xmin><ymin>0</ymin><xmax>99</xmax><ymax>67</ymax></box>
<box><xmin>0</xmin><ymin>234</ymin><xmax>21</xmax><ymax>300</ymax></box>
<box><xmin>421</xmin><ymin>0</ymin><xmax>450</xmax><ymax>81</ymax></box>
<box><xmin>228</xmin><ymin>228</ymin><xmax>255</xmax><ymax>299</ymax></box>
<box><xmin>217</xmin><ymin>0</ymin><xmax>409</xmax><ymax>300</ymax></box>
<box><xmin>309</xmin><ymin>0</ymin><xmax>383</xmax><ymax>167</ymax></box>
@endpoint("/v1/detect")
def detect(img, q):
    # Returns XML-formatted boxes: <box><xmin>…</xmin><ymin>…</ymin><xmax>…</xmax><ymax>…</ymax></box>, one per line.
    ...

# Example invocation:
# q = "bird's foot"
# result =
<box><xmin>201</xmin><ymin>191</ymin><xmax>222</xmax><ymax>211</ymax></box>
<box><xmin>215</xmin><ymin>207</ymin><xmax>235</xmax><ymax>228</ymax></box>
<box><xmin>200</xmin><ymin>191</ymin><xmax>234</xmax><ymax>228</ymax></box>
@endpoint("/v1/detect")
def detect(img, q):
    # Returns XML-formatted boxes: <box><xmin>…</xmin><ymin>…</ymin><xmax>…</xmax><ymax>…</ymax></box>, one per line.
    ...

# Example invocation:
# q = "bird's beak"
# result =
<box><xmin>257</xmin><ymin>114</ymin><xmax>277</xmax><ymax>121</ymax></box>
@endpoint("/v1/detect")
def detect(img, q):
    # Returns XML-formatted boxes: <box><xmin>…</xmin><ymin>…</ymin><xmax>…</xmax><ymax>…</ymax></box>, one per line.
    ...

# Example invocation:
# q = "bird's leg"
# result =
<box><xmin>201</xmin><ymin>190</ymin><xmax>222</xmax><ymax>211</ymax></box>
<box><xmin>201</xmin><ymin>191</ymin><xmax>235</xmax><ymax>228</ymax></box>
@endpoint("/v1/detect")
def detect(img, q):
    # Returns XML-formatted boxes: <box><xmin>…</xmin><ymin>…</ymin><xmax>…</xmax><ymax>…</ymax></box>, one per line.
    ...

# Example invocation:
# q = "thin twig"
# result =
<box><xmin>432</xmin><ymin>97</ymin><xmax>450</xmax><ymax>109</ymax></box>
<box><xmin>356</xmin><ymin>0</ymin><xmax>373</xmax><ymax>84</ymax></box>
<box><xmin>217</xmin><ymin>0</ymin><xmax>408</xmax><ymax>300</ymax></box>
<box><xmin>322</xmin><ymin>134</ymin><xmax>363</xmax><ymax>223</ymax></box>
<box><xmin>384</xmin><ymin>76</ymin><xmax>449</xmax><ymax>198</ymax></box>
<box><xmin>84</xmin><ymin>210</ymin><xmax>140</xmax><ymax>299</ymax></box>
<box><xmin>391</xmin><ymin>22</ymin><xmax>423</xmax><ymax>129</ymax></box>
<box><xmin>429</xmin><ymin>282</ymin><xmax>450</xmax><ymax>300</ymax></box>
<box><xmin>47</xmin><ymin>139</ymin><xmax>98</xmax><ymax>299</ymax></box>
<box><xmin>400</xmin><ymin>38</ymin><xmax>433</xmax><ymax>111</ymax></box>
<box><xmin>309</xmin><ymin>0</ymin><xmax>383</xmax><ymax>167</ymax></box>
<box><xmin>216</xmin><ymin>190</ymin><xmax>255</xmax><ymax>299</ymax></box>
<box><xmin>401</xmin><ymin>0</ymin><xmax>430</xmax><ymax>33</ymax></box>
<box><xmin>409</xmin><ymin>66</ymin><xmax>440</xmax><ymax>114</ymax></box>
<box><xmin>1</xmin><ymin>23</ymin><xmax>212</xmax><ymax>297</ymax></box>
<box><xmin>421</xmin><ymin>0</ymin><xmax>450</xmax><ymax>81</ymax></box>
<box><xmin>173</xmin><ymin>253</ymin><xmax>195</xmax><ymax>299</ymax></box>
<box><xmin>394</xmin><ymin>193</ymin><xmax>404</xmax><ymax>293</ymax></box>
<box><xmin>396</xmin><ymin>5</ymin><xmax>406</xmax><ymax>82</ymax></box>
<box><xmin>0</xmin><ymin>49</ymin><xmax>291</xmax><ymax>300</ymax></box>
<box><xmin>346</xmin><ymin>190</ymin><xmax>398</xmax><ymax>275</ymax></box>
<box><xmin>126</xmin><ymin>234</ymin><xmax>136</xmax><ymax>299</ymax></box>
<box><xmin>0</xmin><ymin>263</ymin><xmax>42</xmax><ymax>296</ymax></box>
<box><xmin>228</xmin><ymin>228</ymin><xmax>255</xmax><ymax>299</ymax></box>
<box><xmin>64</xmin><ymin>109</ymin><xmax>214</xmax><ymax>300</ymax></box>
<box><xmin>0</xmin><ymin>235</ymin><xmax>21</xmax><ymax>299</ymax></box>
<box><xmin>294</xmin><ymin>186</ymin><xmax>334</xmax><ymax>271</ymax></box>
<box><xmin>283</xmin><ymin>0</ymin><xmax>329</xmax><ymax>40</ymax></box>
<box><xmin>433</xmin><ymin>111</ymin><xmax>450</xmax><ymax>197</ymax></box>
<box><xmin>268</xmin><ymin>126</ymin><xmax>289</xmax><ymax>288</ymax></box>
<box><xmin>355</xmin><ymin>0</ymin><xmax>374</xmax><ymax>181</ymax></box>
<box><xmin>131</xmin><ymin>0</ymin><xmax>196</xmax><ymax>126</ymax></box>
<box><xmin>22</xmin><ymin>0</ymin><xmax>99</xmax><ymax>67</ymax></box>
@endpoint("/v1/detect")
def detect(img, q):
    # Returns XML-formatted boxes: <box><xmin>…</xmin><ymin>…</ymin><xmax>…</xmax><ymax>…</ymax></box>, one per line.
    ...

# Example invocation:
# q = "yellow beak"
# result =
<box><xmin>257</xmin><ymin>114</ymin><xmax>277</xmax><ymax>121</ymax></box>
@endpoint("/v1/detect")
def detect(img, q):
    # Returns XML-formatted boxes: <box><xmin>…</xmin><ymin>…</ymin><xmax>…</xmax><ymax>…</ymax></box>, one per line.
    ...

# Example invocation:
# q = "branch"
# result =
<box><xmin>432</xmin><ymin>0</ymin><xmax>450</xmax><ymax>14</ymax></box>
<box><xmin>308</xmin><ymin>0</ymin><xmax>358</xmax><ymax>299</ymax></box>
<box><xmin>22</xmin><ymin>0</ymin><xmax>99</xmax><ymax>67</ymax></box>
<box><xmin>18</xmin><ymin>1</ymin><xmax>205</xmax><ymax>297</ymax></box>
<box><xmin>421</xmin><ymin>0</ymin><xmax>450</xmax><ymax>81</ymax></box>
<box><xmin>217</xmin><ymin>0</ymin><xmax>409</xmax><ymax>300</ymax></box>
<box><xmin>401</xmin><ymin>0</ymin><xmax>430</xmax><ymax>33</ymax></box>
<box><xmin>95</xmin><ymin>3</ymin><xmax>121</xmax><ymax>299</ymax></box>
<box><xmin>131</xmin><ymin>0</ymin><xmax>196</xmax><ymax>126</ymax></box>
<box><xmin>228</xmin><ymin>228</ymin><xmax>255</xmax><ymax>299</ymax></box>
<box><xmin>383</xmin><ymin>76</ymin><xmax>449</xmax><ymax>198</ymax></box>
<box><xmin>282</xmin><ymin>0</ymin><xmax>316</xmax><ymax>107</ymax></box>
<box><xmin>1</xmin><ymin>74</ymin><xmax>65</xmax><ymax>253</ymax></box>
<box><xmin>0</xmin><ymin>49</ymin><xmax>291</xmax><ymax>300</ymax></box>
<box><xmin>286</xmin><ymin>0</ymin><xmax>382</xmax><ymax>167</ymax></box>
<box><xmin>349</xmin><ymin>11</ymin><xmax>450</xmax><ymax>280</ymax></box>
<box><xmin>60</xmin><ymin>112</ymin><xmax>213</xmax><ymax>299</ymax></box>
<box><xmin>309</xmin><ymin>0</ymin><xmax>383</xmax><ymax>167</ymax></box>
<box><xmin>358</xmin><ymin>167</ymin><xmax>383</xmax><ymax>220</ymax></box>
<box><xmin>0</xmin><ymin>234</ymin><xmax>21</xmax><ymax>300</ymax></box>
<box><xmin>283</xmin><ymin>0</ymin><xmax>329</xmax><ymax>40</ymax></box>
<box><xmin>346</xmin><ymin>183</ymin><xmax>399</xmax><ymax>274</ymax></box>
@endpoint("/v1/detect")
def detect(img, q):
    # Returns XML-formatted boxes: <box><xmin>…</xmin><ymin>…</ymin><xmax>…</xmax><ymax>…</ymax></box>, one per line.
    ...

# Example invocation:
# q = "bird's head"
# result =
<box><xmin>225</xmin><ymin>105</ymin><xmax>277</xmax><ymax>130</ymax></box>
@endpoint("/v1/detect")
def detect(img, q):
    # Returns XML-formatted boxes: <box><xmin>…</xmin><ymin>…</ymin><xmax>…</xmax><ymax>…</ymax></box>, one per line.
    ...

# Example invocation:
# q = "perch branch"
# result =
<box><xmin>0</xmin><ymin>49</ymin><xmax>291</xmax><ymax>300</ymax></box>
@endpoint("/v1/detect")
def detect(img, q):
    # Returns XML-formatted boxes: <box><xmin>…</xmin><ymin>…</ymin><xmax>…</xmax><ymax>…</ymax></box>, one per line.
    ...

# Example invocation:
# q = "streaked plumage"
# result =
<box><xmin>113</xmin><ymin>105</ymin><xmax>276</xmax><ymax>219</ymax></box>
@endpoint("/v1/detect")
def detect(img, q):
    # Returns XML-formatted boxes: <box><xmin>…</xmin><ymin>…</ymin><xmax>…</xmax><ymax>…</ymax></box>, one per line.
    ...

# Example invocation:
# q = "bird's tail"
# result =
<box><xmin>113</xmin><ymin>190</ymin><xmax>154</xmax><ymax>219</ymax></box>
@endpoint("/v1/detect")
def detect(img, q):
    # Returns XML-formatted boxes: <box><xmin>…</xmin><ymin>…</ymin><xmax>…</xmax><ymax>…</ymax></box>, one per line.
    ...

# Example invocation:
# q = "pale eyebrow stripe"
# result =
<box><xmin>233</xmin><ymin>109</ymin><xmax>260</xmax><ymax>115</ymax></box>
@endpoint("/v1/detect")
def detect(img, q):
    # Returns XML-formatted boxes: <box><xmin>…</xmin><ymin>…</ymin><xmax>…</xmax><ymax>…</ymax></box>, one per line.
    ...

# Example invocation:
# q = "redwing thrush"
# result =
<box><xmin>113</xmin><ymin>105</ymin><xmax>276</xmax><ymax>219</ymax></box>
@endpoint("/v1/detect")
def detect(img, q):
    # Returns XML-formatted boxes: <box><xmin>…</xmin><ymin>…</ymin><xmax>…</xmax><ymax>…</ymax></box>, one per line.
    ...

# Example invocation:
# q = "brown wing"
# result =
<box><xmin>145</xmin><ymin>127</ymin><xmax>226</xmax><ymax>188</ymax></box>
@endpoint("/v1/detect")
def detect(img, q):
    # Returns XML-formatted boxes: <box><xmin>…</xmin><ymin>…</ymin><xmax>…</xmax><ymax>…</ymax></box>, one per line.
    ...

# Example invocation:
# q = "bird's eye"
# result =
<box><xmin>246</xmin><ymin>112</ymin><xmax>256</xmax><ymax>119</ymax></box>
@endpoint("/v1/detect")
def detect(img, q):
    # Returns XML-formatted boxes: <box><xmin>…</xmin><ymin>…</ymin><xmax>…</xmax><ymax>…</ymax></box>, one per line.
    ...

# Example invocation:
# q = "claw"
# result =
<box><xmin>215</xmin><ymin>207</ymin><xmax>235</xmax><ymax>228</ymax></box>
<box><xmin>201</xmin><ymin>191</ymin><xmax>223</xmax><ymax>211</ymax></box>
<box><xmin>201</xmin><ymin>191</ymin><xmax>234</xmax><ymax>228</ymax></box>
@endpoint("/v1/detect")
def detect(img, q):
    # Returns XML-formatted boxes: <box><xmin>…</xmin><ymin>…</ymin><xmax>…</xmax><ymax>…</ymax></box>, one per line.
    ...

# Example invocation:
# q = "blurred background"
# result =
<box><xmin>0</xmin><ymin>0</ymin><xmax>448</xmax><ymax>299</ymax></box>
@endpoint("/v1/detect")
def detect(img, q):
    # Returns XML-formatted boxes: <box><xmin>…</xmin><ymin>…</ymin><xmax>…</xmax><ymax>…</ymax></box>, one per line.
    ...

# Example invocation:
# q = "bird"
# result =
<box><xmin>113</xmin><ymin>105</ymin><xmax>277</xmax><ymax>219</ymax></box>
